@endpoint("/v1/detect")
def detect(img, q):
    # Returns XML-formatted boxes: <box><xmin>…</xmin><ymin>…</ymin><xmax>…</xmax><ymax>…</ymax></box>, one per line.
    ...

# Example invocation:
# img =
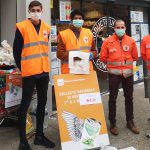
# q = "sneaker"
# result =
<box><xmin>127</xmin><ymin>120</ymin><xmax>140</xmax><ymax>134</ymax></box>
<box><xmin>18</xmin><ymin>142</ymin><xmax>32</xmax><ymax>150</ymax></box>
<box><xmin>110</xmin><ymin>122</ymin><xmax>119</xmax><ymax>136</ymax></box>
<box><xmin>34</xmin><ymin>134</ymin><xmax>55</xmax><ymax>148</ymax></box>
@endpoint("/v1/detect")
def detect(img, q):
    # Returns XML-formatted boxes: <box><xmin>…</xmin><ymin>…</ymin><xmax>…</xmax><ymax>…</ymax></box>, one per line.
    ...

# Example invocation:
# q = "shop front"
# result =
<box><xmin>51</xmin><ymin>0</ymin><xmax>150</xmax><ymax>93</ymax></box>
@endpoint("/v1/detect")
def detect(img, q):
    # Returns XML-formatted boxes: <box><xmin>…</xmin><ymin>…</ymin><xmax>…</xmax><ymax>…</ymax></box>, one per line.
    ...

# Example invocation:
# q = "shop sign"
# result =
<box><xmin>54</xmin><ymin>72</ymin><xmax>109</xmax><ymax>150</ymax></box>
<box><xmin>92</xmin><ymin>17</ymin><xmax>116</xmax><ymax>72</ymax></box>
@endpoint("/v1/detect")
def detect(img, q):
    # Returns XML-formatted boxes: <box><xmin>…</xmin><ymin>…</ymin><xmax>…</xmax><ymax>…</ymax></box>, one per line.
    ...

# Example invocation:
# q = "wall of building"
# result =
<box><xmin>0</xmin><ymin>0</ymin><xmax>17</xmax><ymax>46</ymax></box>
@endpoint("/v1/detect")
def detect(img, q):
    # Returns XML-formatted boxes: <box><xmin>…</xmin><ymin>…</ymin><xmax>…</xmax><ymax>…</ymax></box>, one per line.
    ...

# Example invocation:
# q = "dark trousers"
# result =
<box><xmin>108</xmin><ymin>73</ymin><xmax>134</xmax><ymax>123</ymax></box>
<box><xmin>19</xmin><ymin>76</ymin><xmax>49</xmax><ymax>143</ymax></box>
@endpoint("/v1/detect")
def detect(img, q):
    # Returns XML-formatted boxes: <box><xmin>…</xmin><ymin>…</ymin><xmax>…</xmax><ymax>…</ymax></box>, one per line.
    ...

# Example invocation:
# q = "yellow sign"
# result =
<box><xmin>54</xmin><ymin>72</ymin><xmax>109</xmax><ymax>150</ymax></box>
<box><xmin>50</xmin><ymin>0</ymin><xmax>53</xmax><ymax>8</ymax></box>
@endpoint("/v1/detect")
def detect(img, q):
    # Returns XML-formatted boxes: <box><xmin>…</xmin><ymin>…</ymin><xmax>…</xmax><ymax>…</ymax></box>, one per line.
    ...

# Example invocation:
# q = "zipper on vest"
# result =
<box><xmin>119</xmin><ymin>40</ymin><xmax>123</xmax><ymax>75</ymax></box>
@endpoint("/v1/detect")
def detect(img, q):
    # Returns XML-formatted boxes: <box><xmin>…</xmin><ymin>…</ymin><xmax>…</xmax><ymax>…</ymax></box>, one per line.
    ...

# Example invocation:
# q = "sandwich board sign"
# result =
<box><xmin>54</xmin><ymin>71</ymin><xmax>109</xmax><ymax>150</ymax></box>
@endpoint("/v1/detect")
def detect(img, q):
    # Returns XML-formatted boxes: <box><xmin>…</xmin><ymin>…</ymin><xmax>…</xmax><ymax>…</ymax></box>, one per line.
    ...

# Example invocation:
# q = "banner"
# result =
<box><xmin>54</xmin><ymin>71</ymin><xmax>109</xmax><ymax>150</ymax></box>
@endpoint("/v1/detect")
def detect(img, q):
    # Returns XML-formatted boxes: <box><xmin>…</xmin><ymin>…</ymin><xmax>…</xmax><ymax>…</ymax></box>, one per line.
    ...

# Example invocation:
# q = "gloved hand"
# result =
<box><xmin>89</xmin><ymin>52</ymin><xmax>93</xmax><ymax>60</ymax></box>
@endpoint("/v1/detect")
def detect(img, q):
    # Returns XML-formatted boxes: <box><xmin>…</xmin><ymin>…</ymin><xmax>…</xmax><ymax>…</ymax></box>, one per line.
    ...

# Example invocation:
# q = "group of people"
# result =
<box><xmin>13</xmin><ymin>1</ymin><xmax>149</xmax><ymax>150</ymax></box>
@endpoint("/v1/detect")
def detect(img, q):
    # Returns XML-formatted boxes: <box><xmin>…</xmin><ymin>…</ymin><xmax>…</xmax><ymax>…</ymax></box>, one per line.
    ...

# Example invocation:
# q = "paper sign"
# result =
<box><xmin>69</xmin><ymin>51</ymin><xmax>90</xmax><ymax>74</ymax></box>
<box><xmin>60</xmin><ymin>0</ymin><xmax>71</xmax><ymax>21</ymax></box>
<box><xmin>131</xmin><ymin>24</ymin><xmax>140</xmax><ymax>42</ymax></box>
<box><xmin>141</xmin><ymin>24</ymin><xmax>149</xmax><ymax>39</ymax></box>
<box><xmin>130</xmin><ymin>11</ymin><xmax>143</xmax><ymax>23</ymax></box>
<box><xmin>51</xmin><ymin>26</ymin><xmax>57</xmax><ymax>43</ymax></box>
<box><xmin>5</xmin><ymin>74</ymin><xmax>22</xmax><ymax>108</ymax></box>
<box><xmin>79</xmin><ymin>92</ymin><xmax>102</xmax><ymax>105</ymax></box>
<box><xmin>54</xmin><ymin>72</ymin><xmax>109</xmax><ymax>150</ymax></box>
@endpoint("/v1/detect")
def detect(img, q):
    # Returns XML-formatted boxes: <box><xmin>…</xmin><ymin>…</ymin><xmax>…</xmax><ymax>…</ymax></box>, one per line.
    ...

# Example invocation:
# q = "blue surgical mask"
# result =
<box><xmin>115</xmin><ymin>29</ymin><xmax>125</xmax><ymax>37</ymax></box>
<box><xmin>73</xmin><ymin>19</ymin><xmax>84</xmax><ymax>28</ymax></box>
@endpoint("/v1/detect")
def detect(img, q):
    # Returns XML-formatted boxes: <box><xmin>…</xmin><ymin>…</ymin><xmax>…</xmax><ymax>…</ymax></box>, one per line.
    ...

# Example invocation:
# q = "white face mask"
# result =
<box><xmin>30</xmin><ymin>12</ymin><xmax>42</xmax><ymax>21</ymax></box>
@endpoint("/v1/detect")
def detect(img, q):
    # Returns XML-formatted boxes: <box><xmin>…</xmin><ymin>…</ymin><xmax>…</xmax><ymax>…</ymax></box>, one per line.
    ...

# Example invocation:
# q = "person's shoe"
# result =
<box><xmin>110</xmin><ymin>122</ymin><xmax>119</xmax><ymax>136</ymax></box>
<box><xmin>127</xmin><ymin>120</ymin><xmax>140</xmax><ymax>134</ymax></box>
<box><xmin>18</xmin><ymin>142</ymin><xmax>32</xmax><ymax>150</ymax></box>
<box><xmin>34</xmin><ymin>134</ymin><xmax>56</xmax><ymax>148</ymax></box>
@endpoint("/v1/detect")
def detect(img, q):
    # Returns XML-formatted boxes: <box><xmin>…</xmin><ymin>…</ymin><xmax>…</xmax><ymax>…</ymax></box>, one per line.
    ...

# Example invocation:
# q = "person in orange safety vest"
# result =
<box><xmin>141</xmin><ymin>35</ymin><xmax>150</xmax><ymax>77</ymax></box>
<box><xmin>13</xmin><ymin>1</ymin><xmax>55</xmax><ymax>150</ymax></box>
<box><xmin>57</xmin><ymin>10</ymin><xmax>97</xmax><ymax>74</ymax></box>
<box><xmin>100</xmin><ymin>19</ymin><xmax>139</xmax><ymax>136</ymax></box>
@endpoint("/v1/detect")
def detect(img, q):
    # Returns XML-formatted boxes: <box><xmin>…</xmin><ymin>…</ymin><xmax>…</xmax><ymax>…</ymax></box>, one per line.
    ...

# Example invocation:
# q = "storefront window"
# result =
<box><xmin>51</xmin><ymin>0</ymin><xmax>149</xmax><ymax>93</ymax></box>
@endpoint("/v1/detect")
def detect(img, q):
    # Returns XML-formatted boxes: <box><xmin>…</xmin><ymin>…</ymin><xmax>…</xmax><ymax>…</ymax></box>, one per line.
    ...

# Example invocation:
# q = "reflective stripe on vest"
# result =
<box><xmin>21</xmin><ymin>53</ymin><xmax>48</xmax><ymax>61</ymax></box>
<box><xmin>23</xmin><ymin>41</ymin><xmax>48</xmax><ymax>48</ymax></box>
<box><xmin>67</xmin><ymin>46</ymin><xmax>92</xmax><ymax>51</ymax></box>
<box><xmin>107</xmin><ymin>61</ymin><xmax>133</xmax><ymax>66</ymax></box>
<box><xmin>123</xmin><ymin>69</ymin><xmax>133</xmax><ymax>78</ymax></box>
<box><xmin>107</xmin><ymin>68</ymin><xmax>122</xmax><ymax>74</ymax></box>
<box><xmin>108</xmin><ymin>68</ymin><xmax>133</xmax><ymax>77</ymax></box>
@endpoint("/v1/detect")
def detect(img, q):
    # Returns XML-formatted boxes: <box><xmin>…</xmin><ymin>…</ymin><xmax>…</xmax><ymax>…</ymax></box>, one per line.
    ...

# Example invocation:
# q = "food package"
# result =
<box><xmin>0</xmin><ymin>40</ymin><xmax>15</xmax><ymax>66</ymax></box>
<box><xmin>26</xmin><ymin>113</ymin><xmax>34</xmax><ymax>137</ymax></box>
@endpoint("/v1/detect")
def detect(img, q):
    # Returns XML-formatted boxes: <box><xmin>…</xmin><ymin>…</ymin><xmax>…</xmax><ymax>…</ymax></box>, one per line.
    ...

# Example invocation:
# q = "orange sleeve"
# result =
<box><xmin>56</xmin><ymin>34</ymin><xmax>69</xmax><ymax>61</ymax></box>
<box><xmin>99</xmin><ymin>40</ymin><xmax>109</xmax><ymax>63</ymax></box>
<box><xmin>140</xmin><ymin>39</ymin><xmax>147</xmax><ymax>62</ymax></box>
<box><xmin>91</xmin><ymin>40</ymin><xmax>97</xmax><ymax>59</ymax></box>
<box><xmin>132</xmin><ymin>41</ymin><xmax>138</xmax><ymax>61</ymax></box>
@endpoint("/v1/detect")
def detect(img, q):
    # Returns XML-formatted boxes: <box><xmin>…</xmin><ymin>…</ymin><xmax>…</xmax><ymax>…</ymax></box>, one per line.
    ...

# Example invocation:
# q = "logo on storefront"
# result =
<box><xmin>92</xmin><ymin>17</ymin><xmax>116</xmax><ymax>72</ymax></box>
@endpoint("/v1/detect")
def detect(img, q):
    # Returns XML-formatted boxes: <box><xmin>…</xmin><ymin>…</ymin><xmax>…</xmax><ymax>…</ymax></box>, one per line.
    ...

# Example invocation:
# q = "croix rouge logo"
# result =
<box><xmin>92</xmin><ymin>17</ymin><xmax>116</xmax><ymax>72</ymax></box>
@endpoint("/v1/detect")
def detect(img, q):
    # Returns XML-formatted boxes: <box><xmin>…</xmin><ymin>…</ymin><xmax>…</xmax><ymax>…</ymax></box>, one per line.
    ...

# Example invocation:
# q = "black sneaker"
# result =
<box><xmin>18</xmin><ymin>142</ymin><xmax>32</xmax><ymax>150</ymax></box>
<box><xmin>34</xmin><ymin>134</ymin><xmax>55</xmax><ymax>148</ymax></box>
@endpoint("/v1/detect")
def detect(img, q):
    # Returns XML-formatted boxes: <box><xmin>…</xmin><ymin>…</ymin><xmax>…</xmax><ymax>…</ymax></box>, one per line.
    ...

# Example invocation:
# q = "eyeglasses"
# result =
<box><xmin>116</xmin><ymin>27</ymin><xmax>125</xmax><ymax>29</ymax></box>
<box><xmin>30</xmin><ymin>9</ymin><xmax>41</xmax><ymax>12</ymax></box>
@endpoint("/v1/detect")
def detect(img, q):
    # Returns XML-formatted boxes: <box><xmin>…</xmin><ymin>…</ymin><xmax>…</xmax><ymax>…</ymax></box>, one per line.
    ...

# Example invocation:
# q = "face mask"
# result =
<box><xmin>73</xmin><ymin>19</ymin><xmax>84</xmax><ymax>28</ymax></box>
<box><xmin>30</xmin><ymin>12</ymin><xmax>42</xmax><ymax>21</ymax></box>
<box><xmin>115</xmin><ymin>29</ymin><xmax>125</xmax><ymax>37</ymax></box>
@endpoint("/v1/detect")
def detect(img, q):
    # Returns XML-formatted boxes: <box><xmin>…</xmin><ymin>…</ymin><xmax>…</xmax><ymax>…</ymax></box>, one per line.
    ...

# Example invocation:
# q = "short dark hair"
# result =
<box><xmin>70</xmin><ymin>10</ymin><xmax>84</xmax><ymax>20</ymax></box>
<box><xmin>114</xmin><ymin>19</ymin><xmax>125</xmax><ymax>27</ymax></box>
<box><xmin>28</xmin><ymin>0</ymin><xmax>43</xmax><ymax>10</ymax></box>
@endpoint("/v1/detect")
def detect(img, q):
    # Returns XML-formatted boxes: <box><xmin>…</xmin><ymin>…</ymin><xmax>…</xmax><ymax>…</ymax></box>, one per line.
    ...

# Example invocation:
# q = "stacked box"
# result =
<box><xmin>0</xmin><ymin>75</ymin><xmax>6</xmax><ymax>117</ymax></box>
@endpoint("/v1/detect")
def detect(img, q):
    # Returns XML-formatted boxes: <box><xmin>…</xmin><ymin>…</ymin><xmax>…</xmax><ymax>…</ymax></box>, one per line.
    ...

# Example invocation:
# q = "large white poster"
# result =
<box><xmin>141</xmin><ymin>24</ymin><xmax>149</xmax><ymax>39</ymax></box>
<box><xmin>131</xmin><ymin>24</ymin><xmax>140</xmax><ymax>42</ymax></box>
<box><xmin>60</xmin><ymin>0</ymin><xmax>71</xmax><ymax>21</ymax></box>
<box><xmin>130</xmin><ymin>11</ymin><xmax>143</xmax><ymax>23</ymax></box>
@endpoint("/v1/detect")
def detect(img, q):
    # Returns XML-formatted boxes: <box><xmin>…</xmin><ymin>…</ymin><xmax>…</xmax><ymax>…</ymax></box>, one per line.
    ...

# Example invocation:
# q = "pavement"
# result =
<box><xmin>0</xmin><ymin>83</ymin><xmax>150</xmax><ymax>150</ymax></box>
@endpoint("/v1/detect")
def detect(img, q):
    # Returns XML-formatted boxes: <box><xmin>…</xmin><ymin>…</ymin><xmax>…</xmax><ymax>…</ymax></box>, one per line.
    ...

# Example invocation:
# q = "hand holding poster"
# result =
<box><xmin>54</xmin><ymin>71</ymin><xmax>109</xmax><ymax>150</ymax></box>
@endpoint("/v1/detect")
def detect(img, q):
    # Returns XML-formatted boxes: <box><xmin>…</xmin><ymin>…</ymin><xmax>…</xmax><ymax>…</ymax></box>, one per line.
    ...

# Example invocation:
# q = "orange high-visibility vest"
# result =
<box><xmin>141</xmin><ymin>35</ymin><xmax>150</xmax><ymax>76</ymax></box>
<box><xmin>16</xmin><ymin>20</ymin><xmax>50</xmax><ymax>77</ymax></box>
<box><xmin>59</xmin><ymin>28</ymin><xmax>93</xmax><ymax>74</ymax></box>
<box><xmin>100</xmin><ymin>34</ymin><xmax>138</xmax><ymax>78</ymax></box>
